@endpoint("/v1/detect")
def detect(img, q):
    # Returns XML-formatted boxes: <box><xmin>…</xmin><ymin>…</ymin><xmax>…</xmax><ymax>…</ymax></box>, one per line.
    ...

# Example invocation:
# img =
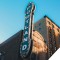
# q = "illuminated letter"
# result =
<box><xmin>22</xmin><ymin>45</ymin><xmax>27</xmax><ymax>50</ymax></box>
<box><xmin>24</xmin><ymin>31</ymin><xmax>28</xmax><ymax>35</ymax></box>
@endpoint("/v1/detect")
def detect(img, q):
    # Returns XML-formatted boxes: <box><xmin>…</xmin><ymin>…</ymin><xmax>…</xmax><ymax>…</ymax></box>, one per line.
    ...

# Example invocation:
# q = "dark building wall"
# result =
<box><xmin>0</xmin><ymin>30</ymin><xmax>48</xmax><ymax>60</ymax></box>
<box><xmin>0</xmin><ymin>30</ymin><xmax>23</xmax><ymax>60</ymax></box>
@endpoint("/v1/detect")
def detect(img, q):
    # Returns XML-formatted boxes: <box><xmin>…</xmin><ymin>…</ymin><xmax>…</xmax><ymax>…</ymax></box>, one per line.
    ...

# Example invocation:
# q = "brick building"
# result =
<box><xmin>34</xmin><ymin>15</ymin><xmax>60</xmax><ymax>58</ymax></box>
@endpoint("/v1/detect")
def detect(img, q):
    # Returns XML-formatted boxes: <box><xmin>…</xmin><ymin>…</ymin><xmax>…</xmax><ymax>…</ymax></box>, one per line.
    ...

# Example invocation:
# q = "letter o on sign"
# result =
<box><xmin>22</xmin><ymin>45</ymin><xmax>27</xmax><ymax>50</ymax></box>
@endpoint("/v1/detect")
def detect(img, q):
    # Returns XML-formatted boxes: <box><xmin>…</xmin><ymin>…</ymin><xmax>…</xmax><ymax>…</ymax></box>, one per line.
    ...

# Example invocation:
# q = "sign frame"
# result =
<box><xmin>20</xmin><ymin>2</ymin><xmax>35</xmax><ymax>58</ymax></box>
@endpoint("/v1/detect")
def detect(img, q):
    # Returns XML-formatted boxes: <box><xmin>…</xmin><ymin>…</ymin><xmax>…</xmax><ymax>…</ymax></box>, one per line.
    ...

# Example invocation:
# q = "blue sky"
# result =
<box><xmin>0</xmin><ymin>0</ymin><xmax>60</xmax><ymax>43</ymax></box>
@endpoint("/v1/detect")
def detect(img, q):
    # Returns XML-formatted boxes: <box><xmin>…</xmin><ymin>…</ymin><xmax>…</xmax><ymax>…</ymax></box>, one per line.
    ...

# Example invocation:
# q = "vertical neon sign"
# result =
<box><xmin>20</xmin><ymin>2</ymin><xmax>35</xmax><ymax>58</ymax></box>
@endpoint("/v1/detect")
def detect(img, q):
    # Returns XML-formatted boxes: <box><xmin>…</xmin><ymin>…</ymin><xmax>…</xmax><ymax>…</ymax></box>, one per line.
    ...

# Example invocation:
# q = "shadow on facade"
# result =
<box><xmin>0</xmin><ymin>30</ymin><xmax>48</xmax><ymax>60</ymax></box>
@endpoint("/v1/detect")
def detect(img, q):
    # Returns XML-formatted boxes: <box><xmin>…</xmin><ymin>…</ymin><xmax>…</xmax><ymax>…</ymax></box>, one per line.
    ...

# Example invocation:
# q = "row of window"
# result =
<box><xmin>52</xmin><ymin>29</ymin><xmax>57</xmax><ymax>52</ymax></box>
<box><xmin>48</xmin><ymin>21</ymin><xmax>60</xmax><ymax>32</ymax></box>
<box><xmin>48</xmin><ymin>27</ymin><xmax>57</xmax><ymax>57</ymax></box>
<box><xmin>48</xmin><ymin>27</ymin><xmax>53</xmax><ymax>57</ymax></box>
<box><xmin>58</xmin><ymin>34</ymin><xmax>60</xmax><ymax>44</ymax></box>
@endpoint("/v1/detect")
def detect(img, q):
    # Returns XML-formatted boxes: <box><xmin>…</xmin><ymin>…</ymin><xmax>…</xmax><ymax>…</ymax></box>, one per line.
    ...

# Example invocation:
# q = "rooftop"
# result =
<box><xmin>44</xmin><ymin>15</ymin><xmax>60</xmax><ymax>28</ymax></box>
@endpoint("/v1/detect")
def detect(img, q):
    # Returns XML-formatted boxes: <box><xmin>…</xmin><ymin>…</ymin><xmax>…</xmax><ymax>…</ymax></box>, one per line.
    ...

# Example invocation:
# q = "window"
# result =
<box><xmin>35</xmin><ymin>26</ymin><xmax>37</xmax><ymax>28</ymax></box>
<box><xmin>39</xmin><ymin>28</ymin><xmax>41</xmax><ymax>30</ymax></box>
<box><xmin>50</xmin><ymin>44</ymin><xmax>52</xmax><ymax>49</ymax></box>
<box><xmin>50</xmin><ymin>51</ymin><xmax>53</xmax><ymax>56</ymax></box>
<box><xmin>48</xmin><ymin>21</ymin><xmax>51</xmax><ymax>25</ymax></box>
<box><xmin>0</xmin><ymin>53</ymin><xmax>2</xmax><ymax>56</ymax></box>
<box><xmin>52</xmin><ymin>29</ymin><xmax>57</xmax><ymax>51</ymax></box>
<box><xmin>44</xmin><ymin>40</ymin><xmax>46</xmax><ymax>43</ymax></box>
<box><xmin>57</xmin><ymin>28</ymin><xmax>59</xmax><ymax>32</ymax></box>
<box><xmin>39</xmin><ymin>23</ymin><xmax>41</xmax><ymax>26</ymax></box>
<box><xmin>52</xmin><ymin>30</ymin><xmax>56</xmax><ymax>44</ymax></box>
<box><xmin>0</xmin><ymin>53</ymin><xmax>2</xmax><ymax>60</ymax></box>
<box><xmin>52</xmin><ymin>24</ymin><xmax>54</xmax><ymax>28</ymax></box>
<box><xmin>0</xmin><ymin>53</ymin><xmax>1</xmax><ymax>60</ymax></box>
<box><xmin>48</xmin><ymin>27</ymin><xmax>52</xmax><ymax>42</ymax></box>
<box><xmin>58</xmin><ymin>34</ymin><xmax>60</xmax><ymax>45</ymax></box>
<box><xmin>55</xmin><ymin>47</ymin><xmax>57</xmax><ymax>51</ymax></box>
<box><xmin>48</xmin><ymin>27</ymin><xmax>54</xmax><ymax>57</ymax></box>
